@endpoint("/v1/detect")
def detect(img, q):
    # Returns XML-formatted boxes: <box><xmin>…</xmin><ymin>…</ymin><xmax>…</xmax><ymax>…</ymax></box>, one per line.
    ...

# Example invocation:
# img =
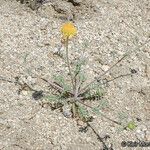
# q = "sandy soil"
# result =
<box><xmin>0</xmin><ymin>0</ymin><xmax>150</xmax><ymax>149</ymax></box>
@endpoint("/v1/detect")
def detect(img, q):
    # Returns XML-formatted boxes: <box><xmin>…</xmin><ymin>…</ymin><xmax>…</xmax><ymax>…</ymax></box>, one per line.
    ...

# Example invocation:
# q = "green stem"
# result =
<box><xmin>65</xmin><ymin>38</ymin><xmax>75</xmax><ymax>92</ymax></box>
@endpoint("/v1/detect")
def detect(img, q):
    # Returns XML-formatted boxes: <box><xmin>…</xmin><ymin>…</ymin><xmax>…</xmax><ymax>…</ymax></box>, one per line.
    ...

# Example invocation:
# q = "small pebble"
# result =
<box><xmin>101</xmin><ymin>65</ymin><xmax>110</xmax><ymax>71</ymax></box>
<box><xmin>77</xmin><ymin>120</ymin><xmax>86</xmax><ymax>126</ymax></box>
<box><xmin>22</xmin><ymin>90</ymin><xmax>28</xmax><ymax>96</ymax></box>
<box><xmin>136</xmin><ymin>125</ymin><xmax>148</xmax><ymax>140</ymax></box>
<box><xmin>62</xmin><ymin>105</ymin><xmax>72</xmax><ymax>118</ymax></box>
<box><xmin>32</xmin><ymin>90</ymin><xmax>43</xmax><ymax>100</ymax></box>
<box><xmin>131</xmin><ymin>69</ymin><xmax>137</xmax><ymax>74</ymax></box>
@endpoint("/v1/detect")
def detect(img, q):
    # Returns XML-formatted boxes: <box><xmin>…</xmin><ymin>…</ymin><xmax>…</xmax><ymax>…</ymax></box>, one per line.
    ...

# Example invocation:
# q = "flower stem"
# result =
<box><xmin>65</xmin><ymin>38</ymin><xmax>75</xmax><ymax>92</ymax></box>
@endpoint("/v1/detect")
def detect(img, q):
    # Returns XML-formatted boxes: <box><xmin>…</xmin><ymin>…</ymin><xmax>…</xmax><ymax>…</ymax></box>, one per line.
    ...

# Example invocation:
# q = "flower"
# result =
<box><xmin>61</xmin><ymin>22</ymin><xmax>77</xmax><ymax>40</ymax></box>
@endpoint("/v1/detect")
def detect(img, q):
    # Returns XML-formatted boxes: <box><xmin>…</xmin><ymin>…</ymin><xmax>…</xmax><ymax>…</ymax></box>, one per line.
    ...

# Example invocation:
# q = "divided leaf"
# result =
<box><xmin>77</xmin><ymin>103</ymin><xmax>91</xmax><ymax>122</ymax></box>
<box><xmin>53</xmin><ymin>75</ymin><xmax>65</xmax><ymax>87</ymax></box>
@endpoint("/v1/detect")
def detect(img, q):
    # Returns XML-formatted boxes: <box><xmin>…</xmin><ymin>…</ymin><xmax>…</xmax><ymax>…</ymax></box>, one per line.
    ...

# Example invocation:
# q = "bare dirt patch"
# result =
<box><xmin>0</xmin><ymin>0</ymin><xmax>150</xmax><ymax>149</ymax></box>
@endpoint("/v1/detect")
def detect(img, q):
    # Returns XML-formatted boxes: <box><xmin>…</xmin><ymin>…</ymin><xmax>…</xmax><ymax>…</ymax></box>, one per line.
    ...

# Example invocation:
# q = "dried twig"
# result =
<box><xmin>87</xmin><ymin>122</ymin><xmax>110</xmax><ymax>150</ymax></box>
<box><xmin>78</xmin><ymin>54</ymin><xmax>127</xmax><ymax>96</ymax></box>
<box><xmin>78</xmin><ymin>39</ymin><xmax>150</xmax><ymax>96</ymax></box>
<box><xmin>104</xmin><ymin>73</ymin><xmax>133</xmax><ymax>84</ymax></box>
<box><xmin>40</xmin><ymin>77</ymin><xmax>74</xmax><ymax>96</ymax></box>
<box><xmin>0</xmin><ymin>76</ymin><xmax>36</xmax><ymax>93</ymax></box>
<box><xmin>77</xmin><ymin>100</ymin><xmax>122</xmax><ymax>126</ymax></box>
<box><xmin>0</xmin><ymin>76</ymin><xmax>17</xmax><ymax>84</ymax></box>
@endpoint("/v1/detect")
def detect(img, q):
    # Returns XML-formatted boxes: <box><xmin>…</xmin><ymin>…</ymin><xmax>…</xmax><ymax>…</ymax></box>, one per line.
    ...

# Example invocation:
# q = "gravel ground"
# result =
<box><xmin>0</xmin><ymin>0</ymin><xmax>150</xmax><ymax>149</ymax></box>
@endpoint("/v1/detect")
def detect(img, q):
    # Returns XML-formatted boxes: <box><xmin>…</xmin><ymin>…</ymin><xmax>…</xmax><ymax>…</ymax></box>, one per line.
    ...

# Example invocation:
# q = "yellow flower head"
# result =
<box><xmin>61</xmin><ymin>22</ymin><xmax>77</xmax><ymax>40</ymax></box>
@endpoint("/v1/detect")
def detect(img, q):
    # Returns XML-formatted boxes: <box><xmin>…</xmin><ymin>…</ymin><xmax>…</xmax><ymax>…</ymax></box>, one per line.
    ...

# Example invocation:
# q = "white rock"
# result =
<box><xmin>101</xmin><ymin>65</ymin><xmax>110</xmax><ymax>71</ymax></box>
